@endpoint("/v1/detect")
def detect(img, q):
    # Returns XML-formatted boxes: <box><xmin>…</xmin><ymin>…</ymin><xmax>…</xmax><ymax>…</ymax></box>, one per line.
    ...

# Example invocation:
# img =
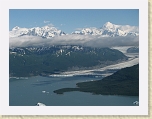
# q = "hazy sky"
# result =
<box><xmin>9</xmin><ymin>9</ymin><xmax>139</xmax><ymax>33</ymax></box>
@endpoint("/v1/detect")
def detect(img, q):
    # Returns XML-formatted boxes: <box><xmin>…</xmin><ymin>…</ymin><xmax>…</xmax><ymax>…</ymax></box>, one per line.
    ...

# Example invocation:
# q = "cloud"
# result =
<box><xmin>9</xmin><ymin>36</ymin><xmax>46</xmax><ymax>47</ymax></box>
<box><xmin>52</xmin><ymin>35</ymin><xmax>139</xmax><ymax>48</ymax></box>
<box><xmin>44</xmin><ymin>20</ymin><xmax>50</xmax><ymax>23</ymax></box>
<box><xmin>9</xmin><ymin>34</ymin><xmax>139</xmax><ymax>48</ymax></box>
<box><xmin>83</xmin><ymin>36</ymin><xmax>139</xmax><ymax>47</ymax></box>
<box><xmin>47</xmin><ymin>23</ymin><xmax>54</xmax><ymax>27</ymax></box>
<box><xmin>60</xmin><ymin>24</ymin><xmax>65</xmax><ymax>26</ymax></box>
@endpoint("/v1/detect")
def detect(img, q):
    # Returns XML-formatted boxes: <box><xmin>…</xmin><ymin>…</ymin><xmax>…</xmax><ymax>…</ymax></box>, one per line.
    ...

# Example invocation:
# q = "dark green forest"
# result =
<box><xmin>54</xmin><ymin>64</ymin><xmax>139</xmax><ymax>96</ymax></box>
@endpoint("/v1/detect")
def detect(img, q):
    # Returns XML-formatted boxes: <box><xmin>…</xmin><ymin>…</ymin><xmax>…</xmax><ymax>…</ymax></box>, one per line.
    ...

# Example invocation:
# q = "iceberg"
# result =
<box><xmin>36</xmin><ymin>102</ymin><xmax>46</xmax><ymax>106</ymax></box>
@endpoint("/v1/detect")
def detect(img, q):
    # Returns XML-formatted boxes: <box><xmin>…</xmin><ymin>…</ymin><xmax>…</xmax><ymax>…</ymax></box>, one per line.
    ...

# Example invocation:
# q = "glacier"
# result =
<box><xmin>49</xmin><ymin>46</ymin><xmax>139</xmax><ymax>78</ymax></box>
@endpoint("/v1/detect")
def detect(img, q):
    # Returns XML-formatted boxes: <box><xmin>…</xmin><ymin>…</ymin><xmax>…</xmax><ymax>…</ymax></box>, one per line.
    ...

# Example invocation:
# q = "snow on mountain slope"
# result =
<box><xmin>101</xmin><ymin>22</ymin><xmax>139</xmax><ymax>36</ymax></box>
<box><xmin>9</xmin><ymin>22</ymin><xmax>139</xmax><ymax>39</ymax></box>
<box><xmin>72</xmin><ymin>22</ymin><xmax>139</xmax><ymax>37</ymax></box>
<box><xmin>10</xmin><ymin>27</ymin><xmax>29</xmax><ymax>38</ymax></box>
<box><xmin>9</xmin><ymin>26</ymin><xmax>66</xmax><ymax>38</ymax></box>
<box><xmin>72</xmin><ymin>27</ymin><xmax>102</xmax><ymax>35</ymax></box>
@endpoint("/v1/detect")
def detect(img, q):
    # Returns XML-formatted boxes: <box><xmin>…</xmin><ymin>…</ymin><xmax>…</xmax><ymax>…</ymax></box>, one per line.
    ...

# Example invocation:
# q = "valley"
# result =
<box><xmin>9</xmin><ymin>45</ymin><xmax>128</xmax><ymax>77</ymax></box>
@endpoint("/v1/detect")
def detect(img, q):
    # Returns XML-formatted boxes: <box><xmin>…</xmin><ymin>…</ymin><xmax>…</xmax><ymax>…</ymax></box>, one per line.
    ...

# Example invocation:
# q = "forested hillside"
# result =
<box><xmin>54</xmin><ymin>64</ymin><xmax>139</xmax><ymax>96</ymax></box>
<box><xmin>9</xmin><ymin>45</ymin><xmax>128</xmax><ymax>77</ymax></box>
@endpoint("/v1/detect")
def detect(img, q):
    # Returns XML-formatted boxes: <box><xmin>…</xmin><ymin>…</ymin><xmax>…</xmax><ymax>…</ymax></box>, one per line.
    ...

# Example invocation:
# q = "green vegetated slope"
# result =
<box><xmin>127</xmin><ymin>47</ymin><xmax>139</xmax><ymax>53</ymax></box>
<box><xmin>9</xmin><ymin>46</ymin><xmax>127</xmax><ymax>77</ymax></box>
<box><xmin>54</xmin><ymin>64</ymin><xmax>139</xmax><ymax>96</ymax></box>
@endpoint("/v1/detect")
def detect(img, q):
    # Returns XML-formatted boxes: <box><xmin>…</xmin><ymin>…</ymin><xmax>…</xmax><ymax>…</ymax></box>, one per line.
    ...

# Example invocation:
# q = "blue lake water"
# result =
<box><xmin>9</xmin><ymin>76</ymin><xmax>139</xmax><ymax>106</ymax></box>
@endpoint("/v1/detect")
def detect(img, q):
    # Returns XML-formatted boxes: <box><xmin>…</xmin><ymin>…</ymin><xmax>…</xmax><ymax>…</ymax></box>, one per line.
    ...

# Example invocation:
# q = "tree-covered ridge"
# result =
<box><xmin>54</xmin><ymin>64</ymin><xmax>139</xmax><ymax>96</ymax></box>
<box><xmin>9</xmin><ymin>45</ymin><xmax>128</xmax><ymax>77</ymax></box>
<box><xmin>127</xmin><ymin>47</ymin><xmax>139</xmax><ymax>53</ymax></box>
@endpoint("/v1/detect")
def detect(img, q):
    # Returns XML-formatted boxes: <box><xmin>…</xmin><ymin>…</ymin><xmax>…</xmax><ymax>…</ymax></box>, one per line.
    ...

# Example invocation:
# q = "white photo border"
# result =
<box><xmin>0</xmin><ymin>0</ymin><xmax>148</xmax><ymax>115</ymax></box>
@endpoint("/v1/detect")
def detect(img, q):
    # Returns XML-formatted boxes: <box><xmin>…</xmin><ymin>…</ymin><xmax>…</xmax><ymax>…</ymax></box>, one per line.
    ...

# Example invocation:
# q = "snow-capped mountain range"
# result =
<box><xmin>72</xmin><ymin>22</ymin><xmax>139</xmax><ymax>37</ymax></box>
<box><xmin>10</xmin><ymin>26</ymin><xmax>66</xmax><ymax>39</ymax></box>
<box><xmin>9</xmin><ymin>22</ymin><xmax>139</xmax><ymax>38</ymax></box>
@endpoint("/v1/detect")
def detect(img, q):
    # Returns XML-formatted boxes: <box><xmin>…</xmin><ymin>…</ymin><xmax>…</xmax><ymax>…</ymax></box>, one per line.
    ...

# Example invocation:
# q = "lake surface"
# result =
<box><xmin>9</xmin><ymin>75</ymin><xmax>139</xmax><ymax>106</ymax></box>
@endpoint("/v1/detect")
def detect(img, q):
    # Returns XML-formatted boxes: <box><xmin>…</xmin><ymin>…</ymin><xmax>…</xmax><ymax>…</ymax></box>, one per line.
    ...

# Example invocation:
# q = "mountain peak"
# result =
<box><xmin>103</xmin><ymin>22</ymin><xmax>114</xmax><ymax>28</ymax></box>
<box><xmin>12</xmin><ymin>26</ymin><xmax>20</xmax><ymax>31</ymax></box>
<box><xmin>105</xmin><ymin>21</ymin><xmax>113</xmax><ymax>25</ymax></box>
